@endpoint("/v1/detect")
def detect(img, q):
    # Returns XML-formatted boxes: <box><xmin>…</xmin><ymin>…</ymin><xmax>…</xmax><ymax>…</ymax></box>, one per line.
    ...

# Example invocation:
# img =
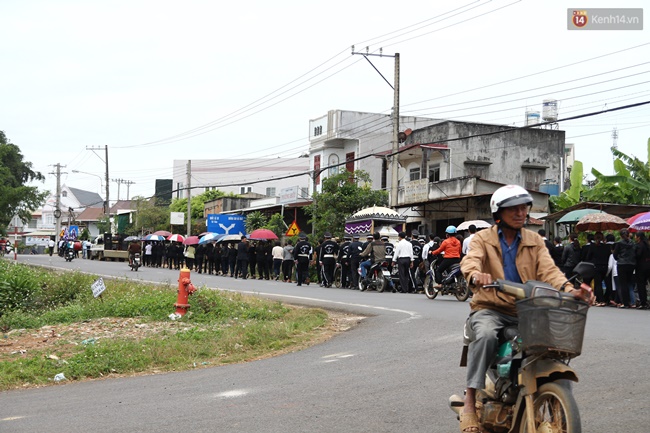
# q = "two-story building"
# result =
<box><xmin>308</xmin><ymin>109</ymin><xmax>440</xmax><ymax>194</ymax></box>
<box><xmin>383</xmin><ymin>120</ymin><xmax>568</xmax><ymax>235</ymax></box>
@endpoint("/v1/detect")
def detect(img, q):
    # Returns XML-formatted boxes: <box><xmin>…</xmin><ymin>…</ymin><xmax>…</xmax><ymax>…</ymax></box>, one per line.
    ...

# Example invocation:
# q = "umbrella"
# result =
<box><xmin>153</xmin><ymin>230</ymin><xmax>172</xmax><ymax>237</ymax></box>
<box><xmin>217</xmin><ymin>234</ymin><xmax>243</xmax><ymax>243</ymax></box>
<box><xmin>457</xmin><ymin>220</ymin><xmax>492</xmax><ymax>231</ymax></box>
<box><xmin>199</xmin><ymin>233</ymin><xmax>223</xmax><ymax>244</ymax></box>
<box><xmin>143</xmin><ymin>234</ymin><xmax>165</xmax><ymax>241</ymax></box>
<box><xmin>124</xmin><ymin>235</ymin><xmax>140</xmax><ymax>242</ymax></box>
<box><xmin>629</xmin><ymin>212</ymin><xmax>650</xmax><ymax>232</ymax></box>
<box><xmin>627</xmin><ymin>212</ymin><xmax>650</xmax><ymax>232</ymax></box>
<box><xmin>199</xmin><ymin>232</ymin><xmax>213</xmax><ymax>237</ymax></box>
<box><xmin>167</xmin><ymin>234</ymin><xmax>185</xmax><ymax>243</ymax></box>
<box><xmin>249</xmin><ymin>228</ymin><xmax>279</xmax><ymax>240</ymax></box>
<box><xmin>557</xmin><ymin>209</ymin><xmax>601</xmax><ymax>224</ymax></box>
<box><xmin>575</xmin><ymin>212</ymin><xmax>629</xmax><ymax>232</ymax></box>
<box><xmin>183</xmin><ymin>235</ymin><xmax>200</xmax><ymax>245</ymax></box>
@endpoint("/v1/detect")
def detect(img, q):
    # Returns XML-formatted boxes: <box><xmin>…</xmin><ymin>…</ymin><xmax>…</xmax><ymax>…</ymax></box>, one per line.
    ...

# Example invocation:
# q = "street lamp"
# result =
<box><xmin>72</xmin><ymin>170</ymin><xmax>107</xmax><ymax>213</ymax></box>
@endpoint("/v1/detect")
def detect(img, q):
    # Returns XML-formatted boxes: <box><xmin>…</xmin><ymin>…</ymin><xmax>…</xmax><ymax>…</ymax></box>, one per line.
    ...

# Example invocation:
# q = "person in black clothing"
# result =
<box><xmin>338</xmin><ymin>236</ymin><xmax>351</xmax><ymax>289</ymax></box>
<box><xmin>580</xmin><ymin>233</ymin><xmax>595</xmax><ymax>262</ymax></box>
<box><xmin>634</xmin><ymin>232</ymin><xmax>650</xmax><ymax>309</ymax></box>
<box><xmin>314</xmin><ymin>238</ymin><xmax>324</xmax><ymax>286</ymax></box>
<box><xmin>348</xmin><ymin>234</ymin><xmax>363</xmax><ymax>290</ymax></box>
<box><xmin>410</xmin><ymin>230</ymin><xmax>423</xmax><ymax>292</ymax></box>
<box><xmin>236</xmin><ymin>236</ymin><xmax>250</xmax><ymax>279</ymax></box>
<box><xmin>561</xmin><ymin>234</ymin><xmax>581</xmax><ymax>279</ymax></box>
<box><xmin>320</xmin><ymin>232</ymin><xmax>339</xmax><ymax>288</ymax></box>
<box><xmin>248</xmin><ymin>241</ymin><xmax>257</xmax><ymax>278</ymax></box>
<box><xmin>585</xmin><ymin>231</ymin><xmax>611</xmax><ymax>306</ymax></box>
<box><xmin>227</xmin><ymin>243</ymin><xmax>237</xmax><ymax>276</ymax></box>
<box><xmin>205</xmin><ymin>243</ymin><xmax>215</xmax><ymax>274</ymax></box>
<box><xmin>294</xmin><ymin>233</ymin><xmax>312</xmax><ymax>286</ymax></box>
<box><xmin>538</xmin><ymin>229</ymin><xmax>554</xmax><ymax>257</ymax></box>
<box><xmin>256</xmin><ymin>240</ymin><xmax>269</xmax><ymax>280</ymax></box>
<box><xmin>194</xmin><ymin>243</ymin><xmax>205</xmax><ymax>273</ymax></box>
<box><xmin>614</xmin><ymin>229</ymin><xmax>637</xmax><ymax>308</ymax></box>
<box><xmin>550</xmin><ymin>236</ymin><xmax>564</xmax><ymax>268</ymax></box>
<box><xmin>165</xmin><ymin>242</ymin><xmax>175</xmax><ymax>269</ymax></box>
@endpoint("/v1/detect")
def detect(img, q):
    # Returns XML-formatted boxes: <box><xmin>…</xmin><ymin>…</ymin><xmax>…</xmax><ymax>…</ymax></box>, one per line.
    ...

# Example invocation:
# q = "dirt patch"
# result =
<box><xmin>0</xmin><ymin>310</ymin><xmax>365</xmax><ymax>362</ymax></box>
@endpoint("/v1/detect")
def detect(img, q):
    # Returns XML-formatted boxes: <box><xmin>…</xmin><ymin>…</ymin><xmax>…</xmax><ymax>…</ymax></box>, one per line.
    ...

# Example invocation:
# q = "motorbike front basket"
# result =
<box><xmin>516</xmin><ymin>296</ymin><xmax>588</xmax><ymax>358</ymax></box>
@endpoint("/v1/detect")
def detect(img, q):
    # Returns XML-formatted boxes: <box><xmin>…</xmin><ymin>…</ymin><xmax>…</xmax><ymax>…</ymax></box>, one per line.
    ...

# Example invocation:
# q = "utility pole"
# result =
<box><xmin>351</xmin><ymin>46</ymin><xmax>400</xmax><ymax>208</ymax></box>
<box><xmin>85</xmin><ymin>146</ymin><xmax>110</xmax><ymax>215</ymax></box>
<box><xmin>110</xmin><ymin>179</ymin><xmax>136</xmax><ymax>201</ymax></box>
<box><xmin>186</xmin><ymin>160</ymin><xmax>192</xmax><ymax>236</ymax></box>
<box><xmin>49</xmin><ymin>163</ymin><xmax>65</xmax><ymax>252</ymax></box>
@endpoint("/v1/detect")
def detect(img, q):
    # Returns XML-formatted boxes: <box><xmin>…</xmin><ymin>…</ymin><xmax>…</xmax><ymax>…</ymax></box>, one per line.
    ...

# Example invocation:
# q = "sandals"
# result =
<box><xmin>459</xmin><ymin>412</ymin><xmax>480</xmax><ymax>433</ymax></box>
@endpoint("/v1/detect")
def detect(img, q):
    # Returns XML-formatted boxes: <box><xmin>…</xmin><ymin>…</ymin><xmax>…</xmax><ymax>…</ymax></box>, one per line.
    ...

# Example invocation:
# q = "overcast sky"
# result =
<box><xmin>1</xmin><ymin>0</ymin><xmax>648</xmax><ymax>203</ymax></box>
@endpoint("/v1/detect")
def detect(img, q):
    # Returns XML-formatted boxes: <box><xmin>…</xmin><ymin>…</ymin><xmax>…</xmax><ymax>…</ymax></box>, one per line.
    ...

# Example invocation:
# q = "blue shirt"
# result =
<box><xmin>499</xmin><ymin>229</ymin><xmax>522</xmax><ymax>283</ymax></box>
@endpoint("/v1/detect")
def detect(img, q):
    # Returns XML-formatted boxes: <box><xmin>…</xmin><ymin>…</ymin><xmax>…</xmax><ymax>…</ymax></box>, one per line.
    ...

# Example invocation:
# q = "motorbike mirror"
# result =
<box><xmin>572</xmin><ymin>262</ymin><xmax>596</xmax><ymax>280</ymax></box>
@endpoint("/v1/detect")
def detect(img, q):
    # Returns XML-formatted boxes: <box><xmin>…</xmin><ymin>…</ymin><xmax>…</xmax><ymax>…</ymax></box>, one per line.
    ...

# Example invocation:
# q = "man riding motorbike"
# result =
<box><xmin>458</xmin><ymin>184</ymin><xmax>594</xmax><ymax>433</ymax></box>
<box><xmin>431</xmin><ymin>225</ymin><xmax>462</xmax><ymax>289</ymax></box>
<box><xmin>127</xmin><ymin>239</ymin><xmax>142</xmax><ymax>267</ymax></box>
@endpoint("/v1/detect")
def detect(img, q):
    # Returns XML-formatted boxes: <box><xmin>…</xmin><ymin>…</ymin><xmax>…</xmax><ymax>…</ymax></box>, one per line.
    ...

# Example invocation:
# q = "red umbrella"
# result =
<box><xmin>629</xmin><ymin>212</ymin><xmax>650</xmax><ymax>232</ymax></box>
<box><xmin>167</xmin><ymin>234</ymin><xmax>185</xmax><ymax>243</ymax></box>
<box><xmin>153</xmin><ymin>230</ymin><xmax>172</xmax><ymax>237</ymax></box>
<box><xmin>183</xmin><ymin>235</ymin><xmax>200</xmax><ymax>245</ymax></box>
<box><xmin>627</xmin><ymin>212</ymin><xmax>650</xmax><ymax>232</ymax></box>
<box><xmin>249</xmin><ymin>228</ymin><xmax>279</xmax><ymax>240</ymax></box>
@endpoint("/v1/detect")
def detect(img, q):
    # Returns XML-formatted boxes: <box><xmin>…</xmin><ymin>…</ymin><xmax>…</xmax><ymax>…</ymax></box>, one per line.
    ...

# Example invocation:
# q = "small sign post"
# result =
<box><xmin>91</xmin><ymin>278</ymin><xmax>107</xmax><ymax>298</ymax></box>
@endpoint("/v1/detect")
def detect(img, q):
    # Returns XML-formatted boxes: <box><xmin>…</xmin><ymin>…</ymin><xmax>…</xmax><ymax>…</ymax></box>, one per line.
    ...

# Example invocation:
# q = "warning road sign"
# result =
<box><xmin>286</xmin><ymin>221</ymin><xmax>300</xmax><ymax>237</ymax></box>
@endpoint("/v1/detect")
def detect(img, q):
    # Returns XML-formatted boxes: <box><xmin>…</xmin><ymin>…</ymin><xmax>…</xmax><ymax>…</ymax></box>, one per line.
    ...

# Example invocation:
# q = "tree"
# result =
<box><xmin>585</xmin><ymin>141</ymin><xmax>650</xmax><ymax>204</ymax></box>
<box><xmin>549</xmin><ymin>161</ymin><xmax>584</xmax><ymax>212</ymax></box>
<box><xmin>169</xmin><ymin>189</ymin><xmax>232</xmax><ymax>221</ymax></box>
<box><xmin>245</xmin><ymin>211</ymin><xmax>267</xmax><ymax>233</ymax></box>
<box><xmin>130</xmin><ymin>196</ymin><xmax>169</xmax><ymax>234</ymax></box>
<box><xmin>265</xmin><ymin>213</ymin><xmax>287</xmax><ymax>237</ymax></box>
<box><xmin>305</xmin><ymin>169</ymin><xmax>388</xmax><ymax>239</ymax></box>
<box><xmin>0</xmin><ymin>131</ymin><xmax>48</xmax><ymax>235</ymax></box>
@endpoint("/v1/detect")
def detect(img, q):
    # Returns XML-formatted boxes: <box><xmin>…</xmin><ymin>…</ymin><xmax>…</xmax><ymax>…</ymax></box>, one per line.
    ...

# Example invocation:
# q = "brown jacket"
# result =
<box><xmin>461</xmin><ymin>225</ymin><xmax>567</xmax><ymax>317</ymax></box>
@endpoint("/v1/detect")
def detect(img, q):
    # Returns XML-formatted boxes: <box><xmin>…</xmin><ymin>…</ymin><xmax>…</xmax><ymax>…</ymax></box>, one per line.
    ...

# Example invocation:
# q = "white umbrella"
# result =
<box><xmin>217</xmin><ymin>234</ymin><xmax>243</xmax><ymax>243</ymax></box>
<box><xmin>457</xmin><ymin>220</ymin><xmax>491</xmax><ymax>231</ymax></box>
<box><xmin>199</xmin><ymin>233</ymin><xmax>223</xmax><ymax>244</ymax></box>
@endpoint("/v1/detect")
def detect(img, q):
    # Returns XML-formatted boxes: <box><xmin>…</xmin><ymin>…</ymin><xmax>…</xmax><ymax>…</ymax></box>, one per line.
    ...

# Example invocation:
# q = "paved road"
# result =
<box><xmin>2</xmin><ymin>255</ymin><xmax>649</xmax><ymax>432</ymax></box>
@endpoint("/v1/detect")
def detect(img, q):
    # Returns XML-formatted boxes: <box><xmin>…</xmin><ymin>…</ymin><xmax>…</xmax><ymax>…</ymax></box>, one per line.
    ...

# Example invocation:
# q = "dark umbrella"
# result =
<box><xmin>575</xmin><ymin>212</ymin><xmax>629</xmax><ymax>232</ymax></box>
<box><xmin>249</xmin><ymin>228</ymin><xmax>279</xmax><ymax>240</ymax></box>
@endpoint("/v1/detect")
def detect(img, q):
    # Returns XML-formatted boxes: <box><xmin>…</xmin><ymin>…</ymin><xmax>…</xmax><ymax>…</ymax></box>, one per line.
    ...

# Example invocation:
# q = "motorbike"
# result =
<box><xmin>423</xmin><ymin>261</ymin><xmax>470</xmax><ymax>301</ymax></box>
<box><xmin>64</xmin><ymin>248</ymin><xmax>75</xmax><ymax>262</ymax></box>
<box><xmin>358</xmin><ymin>261</ymin><xmax>392</xmax><ymax>292</ymax></box>
<box><xmin>448</xmin><ymin>262</ymin><xmax>595</xmax><ymax>433</ymax></box>
<box><xmin>130</xmin><ymin>253</ymin><xmax>141</xmax><ymax>271</ymax></box>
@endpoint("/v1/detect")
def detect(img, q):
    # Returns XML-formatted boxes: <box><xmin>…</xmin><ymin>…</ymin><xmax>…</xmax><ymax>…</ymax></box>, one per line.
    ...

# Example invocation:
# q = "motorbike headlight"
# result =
<box><xmin>532</xmin><ymin>286</ymin><xmax>561</xmax><ymax>299</ymax></box>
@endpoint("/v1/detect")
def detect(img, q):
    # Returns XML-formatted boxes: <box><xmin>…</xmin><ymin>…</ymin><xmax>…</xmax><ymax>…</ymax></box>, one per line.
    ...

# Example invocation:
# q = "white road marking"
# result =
<box><xmin>215</xmin><ymin>389</ymin><xmax>249</xmax><ymax>398</ymax></box>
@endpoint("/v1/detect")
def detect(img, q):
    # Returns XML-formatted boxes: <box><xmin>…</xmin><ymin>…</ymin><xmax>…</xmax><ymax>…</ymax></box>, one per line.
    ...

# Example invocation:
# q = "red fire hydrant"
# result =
<box><xmin>174</xmin><ymin>266</ymin><xmax>196</xmax><ymax>316</ymax></box>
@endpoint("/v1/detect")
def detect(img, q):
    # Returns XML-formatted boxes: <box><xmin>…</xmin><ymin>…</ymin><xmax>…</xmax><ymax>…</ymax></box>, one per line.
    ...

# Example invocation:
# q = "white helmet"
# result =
<box><xmin>490</xmin><ymin>185</ymin><xmax>533</xmax><ymax>214</ymax></box>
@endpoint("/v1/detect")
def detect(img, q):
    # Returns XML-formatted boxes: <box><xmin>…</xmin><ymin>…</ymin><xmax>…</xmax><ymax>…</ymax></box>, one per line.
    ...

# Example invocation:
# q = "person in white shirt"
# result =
<box><xmin>392</xmin><ymin>231</ymin><xmax>414</xmax><ymax>293</ymax></box>
<box><xmin>462</xmin><ymin>224</ymin><xmax>477</xmax><ymax>256</ymax></box>
<box><xmin>272</xmin><ymin>241</ymin><xmax>284</xmax><ymax>280</ymax></box>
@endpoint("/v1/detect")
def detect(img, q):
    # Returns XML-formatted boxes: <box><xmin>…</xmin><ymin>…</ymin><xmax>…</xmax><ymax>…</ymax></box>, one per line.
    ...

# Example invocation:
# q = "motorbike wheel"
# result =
<box><xmin>359</xmin><ymin>278</ymin><xmax>367</xmax><ymax>292</ymax></box>
<box><xmin>454</xmin><ymin>277</ymin><xmax>470</xmax><ymax>302</ymax></box>
<box><xmin>518</xmin><ymin>381</ymin><xmax>581</xmax><ymax>433</ymax></box>
<box><xmin>375</xmin><ymin>273</ymin><xmax>388</xmax><ymax>293</ymax></box>
<box><xmin>423</xmin><ymin>274</ymin><xmax>439</xmax><ymax>299</ymax></box>
<box><xmin>333</xmin><ymin>267</ymin><xmax>342</xmax><ymax>288</ymax></box>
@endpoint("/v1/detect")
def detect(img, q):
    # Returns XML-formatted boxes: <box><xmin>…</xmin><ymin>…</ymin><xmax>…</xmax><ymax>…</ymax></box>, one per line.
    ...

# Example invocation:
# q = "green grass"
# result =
<box><xmin>0</xmin><ymin>262</ymin><xmax>329</xmax><ymax>390</ymax></box>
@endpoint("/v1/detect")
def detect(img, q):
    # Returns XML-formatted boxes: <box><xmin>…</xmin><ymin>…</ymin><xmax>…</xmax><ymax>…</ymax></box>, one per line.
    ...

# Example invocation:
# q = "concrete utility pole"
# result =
<box><xmin>351</xmin><ymin>46</ymin><xmax>400</xmax><ymax>208</ymax></box>
<box><xmin>49</xmin><ymin>163</ymin><xmax>65</xmax><ymax>251</ymax></box>
<box><xmin>111</xmin><ymin>179</ymin><xmax>136</xmax><ymax>201</ymax></box>
<box><xmin>85</xmin><ymin>146</ymin><xmax>110</xmax><ymax>215</ymax></box>
<box><xmin>186</xmin><ymin>160</ymin><xmax>192</xmax><ymax>236</ymax></box>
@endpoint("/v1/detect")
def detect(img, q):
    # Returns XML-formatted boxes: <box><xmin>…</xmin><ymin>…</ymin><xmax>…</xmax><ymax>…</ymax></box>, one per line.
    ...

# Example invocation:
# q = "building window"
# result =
<box><xmin>314</xmin><ymin>155</ymin><xmax>321</xmax><ymax>185</ymax></box>
<box><xmin>345</xmin><ymin>152</ymin><xmax>355</xmax><ymax>173</ymax></box>
<box><xmin>240</xmin><ymin>186</ymin><xmax>252</xmax><ymax>194</ymax></box>
<box><xmin>266</xmin><ymin>187</ymin><xmax>276</xmax><ymax>197</ymax></box>
<box><xmin>313</xmin><ymin>125</ymin><xmax>323</xmax><ymax>136</ymax></box>
<box><xmin>465</xmin><ymin>164</ymin><xmax>488</xmax><ymax>179</ymax></box>
<box><xmin>523</xmin><ymin>168</ymin><xmax>545</xmax><ymax>191</ymax></box>
<box><xmin>328</xmin><ymin>154</ymin><xmax>339</xmax><ymax>176</ymax></box>
<box><xmin>428</xmin><ymin>164</ymin><xmax>440</xmax><ymax>182</ymax></box>
<box><xmin>62</xmin><ymin>191</ymin><xmax>67</xmax><ymax>198</ymax></box>
<box><xmin>409</xmin><ymin>167</ymin><xmax>421</xmax><ymax>182</ymax></box>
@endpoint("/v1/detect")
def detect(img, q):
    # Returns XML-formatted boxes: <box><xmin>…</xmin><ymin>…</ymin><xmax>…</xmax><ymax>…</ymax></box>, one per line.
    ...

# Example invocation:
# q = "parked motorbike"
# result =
<box><xmin>448</xmin><ymin>262</ymin><xmax>595</xmax><ymax>433</ymax></box>
<box><xmin>130</xmin><ymin>253</ymin><xmax>141</xmax><ymax>271</ymax></box>
<box><xmin>64</xmin><ymin>248</ymin><xmax>75</xmax><ymax>262</ymax></box>
<box><xmin>423</xmin><ymin>262</ymin><xmax>470</xmax><ymax>301</ymax></box>
<box><xmin>359</xmin><ymin>261</ymin><xmax>392</xmax><ymax>292</ymax></box>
